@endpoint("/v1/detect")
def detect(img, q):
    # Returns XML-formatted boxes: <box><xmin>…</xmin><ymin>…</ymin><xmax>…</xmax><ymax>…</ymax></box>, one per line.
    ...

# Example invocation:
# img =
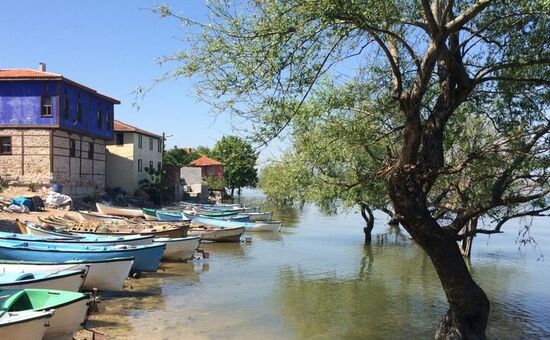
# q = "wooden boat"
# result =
<box><xmin>153</xmin><ymin>236</ymin><xmax>201</xmax><ymax>261</ymax></box>
<box><xmin>191</xmin><ymin>216</ymin><xmax>282</xmax><ymax>232</ymax></box>
<box><xmin>0</xmin><ymin>288</ymin><xmax>89</xmax><ymax>339</ymax></box>
<box><xmin>38</xmin><ymin>216</ymin><xmax>188</xmax><ymax>238</ymax></box>
<box><xmin>96</xmin><ymin>202</ymin><xmax>144</xmax><ymax>218</ymax></box>
<box><xmin>0</xmin><ymin>309</ymin><xmax>54</xmax><ymax>340</ymax></box>
<box><xmin>71</xmin><ymin>211</ymin><xmax>129</xmax><ymax>224</ymax></box>
<box><xmin>15</xmin><ymin>221</ymin><xmax>155</xmax><ymax>246</ymax></box>
<box><xmin>0</xmin><ymin>269</ymin><xmax>86</xmax><ymax>291</ymax></box>
<box><xmin>0</xmin><ymin>257</ymin><xmax>133</xmax><ymax>291</ymax></box>
<box><xmin>244</xmin><ymin>211</ymin><xmax>273</xmax><ymax>222</ymax></box>
<box><xmin>188</xmin><ymin>226</ymin><xmax>245</xmax><ymax>242</ymax></box>
<box><xmin>0</xmin><ymin>239</ymin><xmax>165</xmax><ymax>273</ymax></box>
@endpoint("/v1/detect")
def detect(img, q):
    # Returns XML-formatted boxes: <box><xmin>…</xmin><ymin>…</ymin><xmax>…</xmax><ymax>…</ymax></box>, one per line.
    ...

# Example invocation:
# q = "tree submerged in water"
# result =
<box><xmin>155</xmin><ymin>0</ymin><xmax>550</xmax><ymax>338</ymax></box>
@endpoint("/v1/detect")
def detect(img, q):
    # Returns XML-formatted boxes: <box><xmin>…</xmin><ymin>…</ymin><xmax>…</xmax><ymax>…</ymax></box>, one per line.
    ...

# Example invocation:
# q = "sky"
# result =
<box><xmin>0</xmin><ymin>0</ymin><xmax>281</xmax><ymax>158</ymax></box>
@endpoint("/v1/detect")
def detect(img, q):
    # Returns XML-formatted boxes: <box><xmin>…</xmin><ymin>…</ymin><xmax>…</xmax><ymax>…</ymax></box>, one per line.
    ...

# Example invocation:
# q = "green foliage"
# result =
<box><xmin>211</xmin><ymin>136</ymin><xmax>258</xmax><ymax>195</ymax></box>
<box><xmin>157</xmin><ymin>0</ymin><xmax>550</xmax><ymax>230</ymax></box>
<box><xmin>163</xmin><ymin>147</ymin><xmax>200</xmax><ymax>167</ymax></box>
<box><xmin>139</xmin><ymin>167</ymin><xmax>168</xmax><ymax>205</ymax></box>
<box><xmin>203</xmin><ymin>175</ymin><xmax>225</xmax><ymax>191</ymax></box>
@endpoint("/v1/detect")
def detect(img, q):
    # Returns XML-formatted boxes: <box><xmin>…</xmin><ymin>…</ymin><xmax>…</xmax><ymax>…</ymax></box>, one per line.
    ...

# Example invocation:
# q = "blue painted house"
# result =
<box><xmin>0</xmin><ymin>63</ymin><xmax>120</xmax><ymax>197</ymax></box>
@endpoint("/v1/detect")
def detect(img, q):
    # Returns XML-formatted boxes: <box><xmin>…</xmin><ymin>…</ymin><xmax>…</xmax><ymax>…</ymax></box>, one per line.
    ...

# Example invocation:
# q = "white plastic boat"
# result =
<box><xmin>0</xmin><ymin>269</ymin><xmax>86</xmax><ymax>291</ymax></box>
<box><xmin>96</xmin><ymin>202</ymin><xmax>144</xmax><ymax>218</ymax></box>
<box><xmin>0</xmin><ymin>310</ymin><xmax>54</xmax><ymax>340</ymax></box>
<box><xmin>245</xmin><ymin>211</ymin><xmax>273</xmax><ymax>222</ymax></box>
<box><xmin>154</xmin><ymin>236</ymin><xmax>201</xmax><ymax>261</ymax></box>
<box><xmin>0</xmin><ymin>257</ymin><xmax>133</xmax><ymax>291</ymax></box>
<box><xmin>188</xmin><ymin>226</ymin><xmax>245</xmax><ymax>242</ymax></box>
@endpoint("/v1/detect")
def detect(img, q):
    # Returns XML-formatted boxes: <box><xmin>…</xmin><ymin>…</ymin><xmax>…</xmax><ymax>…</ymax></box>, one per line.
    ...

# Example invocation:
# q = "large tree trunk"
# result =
<box><xmin>387</xmin><ymin>169</ymin><xmax>489</xmax><ymax>339</ymax></box>
<box><xmin>359</xmin><ymin>203</ymin><xmax>375</xmax><ymax>244</ymax></box>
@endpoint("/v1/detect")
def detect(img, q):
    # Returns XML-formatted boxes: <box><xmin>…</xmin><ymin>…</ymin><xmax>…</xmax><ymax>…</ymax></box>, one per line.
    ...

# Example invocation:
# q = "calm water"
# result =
<box><xmin>85</xmin><ymin>192</ymin><xmax>550</xmax><ymax>339</ymax></box>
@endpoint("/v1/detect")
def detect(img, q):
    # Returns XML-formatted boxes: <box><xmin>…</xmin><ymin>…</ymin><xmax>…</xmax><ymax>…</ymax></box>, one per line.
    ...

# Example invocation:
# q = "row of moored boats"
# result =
<box><xmin>0</xmin><ymin>201</ymin><xmax>279</xmax><ymax>339</ymax></box>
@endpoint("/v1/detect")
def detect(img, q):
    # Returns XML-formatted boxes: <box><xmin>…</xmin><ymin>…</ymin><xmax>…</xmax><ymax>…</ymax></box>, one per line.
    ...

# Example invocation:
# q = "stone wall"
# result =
<box><xmin>0</xmin><ymin>129</ymin><xmax>53</xmax><ymax>186</ymax></box>
<box><xmin>52</xmin><ymin>130</ymin><xmax>106</xmax><ymax>198</ymax></box>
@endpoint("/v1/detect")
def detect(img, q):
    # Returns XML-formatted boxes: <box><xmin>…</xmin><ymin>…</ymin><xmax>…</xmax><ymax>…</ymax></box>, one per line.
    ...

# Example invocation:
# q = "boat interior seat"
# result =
<box><xmin>15</xmin><ymin>273</ymin><xmax>35</xmax><ymax>281</ymax></box>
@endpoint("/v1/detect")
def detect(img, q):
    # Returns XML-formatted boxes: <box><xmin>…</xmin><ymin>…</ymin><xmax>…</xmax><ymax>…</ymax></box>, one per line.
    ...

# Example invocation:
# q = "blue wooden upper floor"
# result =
<box><xmin>0</xmin><ymin>66</ymin><xmax>120</xmax><ymax>140</ymax></box>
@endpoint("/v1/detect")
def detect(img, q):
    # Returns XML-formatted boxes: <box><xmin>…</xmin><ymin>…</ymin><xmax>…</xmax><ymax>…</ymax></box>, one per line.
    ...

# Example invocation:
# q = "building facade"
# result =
<box><xmin>189</xmin><ymin>155</ymin><xmax>224</xmax><ymax>179</ymax></box>
<box><xmin>0</xmin><ymin>65</ymin><xmax>119</xmax><ymax>197</ymax></box>
<box><xmin>105</xmin><ymin>120</ymin><xmax>163</xmax><ymax>195</ymax></box>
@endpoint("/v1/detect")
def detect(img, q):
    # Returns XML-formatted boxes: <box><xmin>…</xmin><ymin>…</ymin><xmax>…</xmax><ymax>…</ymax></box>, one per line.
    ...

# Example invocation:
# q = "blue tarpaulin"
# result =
<box><xmin>10</xmin><ymin>196</ymin><xmax>34</xmax><ymax>211</ymax></box>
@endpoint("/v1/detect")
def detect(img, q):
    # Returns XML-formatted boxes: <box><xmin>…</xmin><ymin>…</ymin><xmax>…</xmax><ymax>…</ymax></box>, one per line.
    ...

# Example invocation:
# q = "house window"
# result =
<box><xmin>0</xmin><ymin>137</ymin><xmax>12</xmax><ymax>155</ymax></box>
<box><xmin>76</xmin><ymin>93</ymin><xmax>82</xmax><ymax>122</ymax></box>
<box><xmin>149</xmin><ymin>137</ymin><xmax>153</xmax><ymax>151</ymax></box>
<box><xmin>88</xmin><ymin>142</ymin><xmax>94</xmax><ymax>160</ymax></box>
<box><xmin>63</xmin><ymin>89</ymin><xmax>69</xmax><ymax>118</ymax></box>
<box><xmin>116</xmin><ymin>133</ymin><xmax>124</xmax><ymax>146</ymax></box>
<box><xmin>138</xmin><ymin>135</ymin><xmax>143</xmax><ymax>149</ymax></box>
<box><xmin>138</xmin><ymin>159</ymin><xmax>143</xmax><ymax>172</ymax></box>
<box><xmin>106</xmin><ymin>112</ymin><xmax>111</xmax><ymax>131</ymax></box>
<box><xmin>157</xmin><ymin>139</ymin><xmax>161</xmax><ymax>152</ymax></box>
<box><xmin>41</xmin><ymin>95</ymin><xmax>52</xmax><ymax>117</ymax></box>
<box><xmin>149</xmin><ymin>161</ymin><xmax>154</xmax><ymax>171</ymax></box>
<box><xmin>69</xmin><ymin>139</ymin><xmax>76</xmax><ymax>157</ymax></box>
<box><xmin>97</xmin><ymin>110</ymin><xmax>102</xmax><ymax>129</ymax></box>
<box><xmin>157</xmin><ymin>161</ymin><xmax>161</xmax><ymax>172</ymax></box>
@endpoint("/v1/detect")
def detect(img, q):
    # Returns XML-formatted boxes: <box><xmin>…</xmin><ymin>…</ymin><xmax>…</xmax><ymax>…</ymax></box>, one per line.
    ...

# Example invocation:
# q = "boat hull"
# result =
<box><xmin>96</xmin><ymin>203</ymin><xmax>144</xmax><ymax>218</ymax></box>
<box><xmin>246</xmin><ymin>212</ymin><xmax>273</xmax><ymax>222</ymax></box>
<box><xmin>188</xmin><ymin>227</ymin><xmax>244</xmax><ymax>242</ymax></box>
<box><xmin>0</xmin><ymin>311</ymin><xmax>53</xmax><ymax>340</ymax></box>
<box><xmin>0</xmin><ymin>241</ymin><xmax>165</xmax><ymax>273</ymax></box>
<box><xmin>0</xmin><ymin>257</ymin><xmax>133</xmax><ymax>291</ymax></box>
<box><xmin>44</xmin><ymin>296</ymin><xmax>89</xmax><ymax>339</ymax></box>
<box><xmin>0</xmin><ymin>270</ymin><xmax>86</xmax><ymax>291</ymax></box>
<box><xmin>154</xmin><ymin>236</ymin><xmax>200</xmax><ymax>261</ymax></box>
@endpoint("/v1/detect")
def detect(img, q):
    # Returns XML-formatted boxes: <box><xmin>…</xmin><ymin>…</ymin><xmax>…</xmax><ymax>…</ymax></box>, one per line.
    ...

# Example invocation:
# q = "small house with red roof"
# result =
<box><xmin>190</xmin><ymin>155</ymin><xmax>224</xmax><ymax>179</ymax></box>
<box><xmin>0</xmin><ymin>63</ymin><xmax>119</xmax><ymax>197</ymax></box>
<box><xmin>105</xmin><ymin>120</ymin><xmax>163</xmax><ymax>195</ymax></box>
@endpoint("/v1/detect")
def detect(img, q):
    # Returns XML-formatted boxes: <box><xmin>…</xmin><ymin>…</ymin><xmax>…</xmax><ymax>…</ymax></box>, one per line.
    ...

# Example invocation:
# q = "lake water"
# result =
<box><xmin>84</xmin><ymin>192</ymin><xmax>550</xmax><ymax>339</ymax></box>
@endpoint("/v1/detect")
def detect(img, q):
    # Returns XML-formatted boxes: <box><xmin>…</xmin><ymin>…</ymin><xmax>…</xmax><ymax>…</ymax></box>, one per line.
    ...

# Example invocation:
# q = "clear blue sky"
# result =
<box><xmin>0</xmin><ymin>0</ymin><xmax>259</xmax><ymax>153</ymax></box>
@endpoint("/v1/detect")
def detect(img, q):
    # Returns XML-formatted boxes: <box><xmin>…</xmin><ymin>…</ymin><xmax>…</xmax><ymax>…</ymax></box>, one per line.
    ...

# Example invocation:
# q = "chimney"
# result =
<box><xmin>38</xmin><ymin>62</ymin><xmax>46</xmax><ymax>72</ymax></box>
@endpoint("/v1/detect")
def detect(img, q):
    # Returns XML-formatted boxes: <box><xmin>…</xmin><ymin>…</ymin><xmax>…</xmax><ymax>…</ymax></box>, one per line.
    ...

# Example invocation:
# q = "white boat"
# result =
<box><xmin>153</xmin><ymin>236</ymin><xmax>201</xmax><ymax>261</ymax></box>
<box><xmin>188</xmin><ymin>226</ymin><xmax>245</xmax><ymax>242</ymax></box>
<box><xmin>245</xmin><ymin>211</ymin><xmax>273</xmax><ymax>222</ymax></box>
<box><xmin>0</xmin><ymin>289</ymin><xmax>89</xmax><ymax>340</ymax></box>
<box><xmin>0</xmin><ymin>310</ymin><xmax>54</xmax><ymax>340</ymax></box>
<box><xmin>72</xmin><ymin>211</ymin><xmax>130</xmax><ymax>224</ymax></box>
<box><xmin>247</xmin><ymin>221</ymin><xmax>282</xmax><ymax>232</ymax></box>
<box><xmin>0</xmin><ymin>269</ymin><xmax>86</xmax><ymax>292</ymax></box>
<box><xmin>96</xmin><ymin>202</ymin><xmax>144</xmax><ymax>218</ymax></box>
<box><xmin>0</xmin><ymin>257</ymin><xmax>133</xmax><ymax>291</ymax></box>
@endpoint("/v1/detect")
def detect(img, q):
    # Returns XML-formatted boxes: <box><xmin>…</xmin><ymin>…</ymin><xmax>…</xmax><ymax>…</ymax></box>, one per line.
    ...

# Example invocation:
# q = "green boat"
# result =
<box><xmin>0</xmin><ymin>288</ymin><xmax>89</xmax><ymax>339</ymax></box>
<box><xmin>197</xmin><ymin>210</ymin><xmax>239</xmax><ymax>217</ymax></box>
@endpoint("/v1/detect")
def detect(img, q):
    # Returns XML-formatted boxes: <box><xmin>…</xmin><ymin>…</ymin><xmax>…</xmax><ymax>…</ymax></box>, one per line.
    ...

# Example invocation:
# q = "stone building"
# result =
<box><xmin>0</xmin><ymin>64</ymin><xmax>119</xmax><ymax>197</ymax></box>
<box><xmin>105</xmin><ymin>120</ymin><xmax>163</xmax><ymax>195</ymax></box>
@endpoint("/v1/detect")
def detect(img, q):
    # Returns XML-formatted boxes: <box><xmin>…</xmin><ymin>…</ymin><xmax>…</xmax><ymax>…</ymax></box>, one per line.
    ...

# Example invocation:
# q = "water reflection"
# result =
<box><xmin>277</xmin><ymin>241</ymin><xmax>444</xmax><ymax>339</ymax></box>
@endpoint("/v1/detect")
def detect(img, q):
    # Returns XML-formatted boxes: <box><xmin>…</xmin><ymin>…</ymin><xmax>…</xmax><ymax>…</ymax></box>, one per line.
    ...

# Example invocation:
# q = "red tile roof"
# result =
<box><xmin>0</xmin><ymin>68</ymin><xmax>120</xmax><ymax>104</ymax></box>
<box><xmin>0</xmin><ymin>69</ymin><xmax>62</xmax><ymax>79</ymax></box>
<box><xmin>114</xmin><ymin>120</ymin><xmax>162</xmax><ymax>139</ymax></box>
<box><xmin>190</xmin><ymin>155</ymin><xmax>223</xmax><ymax>167</ymax></box>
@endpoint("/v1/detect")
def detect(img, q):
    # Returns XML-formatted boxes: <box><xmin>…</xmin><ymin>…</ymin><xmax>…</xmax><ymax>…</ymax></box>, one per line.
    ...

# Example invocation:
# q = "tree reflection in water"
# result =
<box><xmin>276</xmin><ymin>225</ymin><xmax>544</xmax><ymax>339</ymax></box>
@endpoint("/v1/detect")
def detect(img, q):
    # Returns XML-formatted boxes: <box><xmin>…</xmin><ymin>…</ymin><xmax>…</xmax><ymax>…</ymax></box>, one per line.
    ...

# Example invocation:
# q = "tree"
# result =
<box><xmin>156</xmin><ymin>1</ymin><xmax>550</xmax><ymax>338</ymax></box>
<box><xmin>211</xmin><ymin>136</ymin><xmax>258</xmax><ymax>197</ymax></box>
<box><xmin>163</xmin><ymin>146</ymin><xmax>200</xmax><ymax>167</ymax></box>
<box><xmin>258</xmin><ymin>88</ymin><xmax>395</xmax><ymax>243</ymax></box>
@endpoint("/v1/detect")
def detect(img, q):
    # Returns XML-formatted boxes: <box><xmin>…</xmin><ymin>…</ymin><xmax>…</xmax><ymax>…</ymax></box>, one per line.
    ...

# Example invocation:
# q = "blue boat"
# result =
<box><xmin>183</xmin><ymin>212</ymin><xmax>249</xmax><ymax>222</ymax></box>
<box><xmin>0</xmin><ymin>239</ymin><xmax>165</xmax><ymax>272</ymax></box>
<box><xmin>156</xmin><ymin>210</ymin><xmax>189</xmax><ymax>222</ymax></box>
<box><xmin>12</xmin><ymin>222</ymin><xmax>155</xmax><ymax>246</ymax></box>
